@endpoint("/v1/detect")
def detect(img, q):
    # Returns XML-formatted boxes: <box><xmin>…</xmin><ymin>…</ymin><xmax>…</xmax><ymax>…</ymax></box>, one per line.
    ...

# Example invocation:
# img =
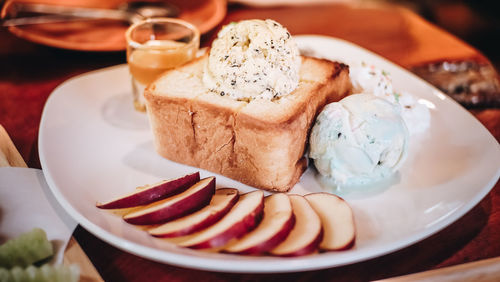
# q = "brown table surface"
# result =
<box><xmin>1</xmin><ymin>2</ymin><xmax>499</xmax><ymax>281</ymax></box>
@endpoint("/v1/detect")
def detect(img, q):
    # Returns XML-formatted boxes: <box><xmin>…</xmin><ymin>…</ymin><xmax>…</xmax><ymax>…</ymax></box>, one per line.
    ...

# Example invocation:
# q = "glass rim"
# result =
<box><xmin>125</xmin><ymin>17</ymin><xmax>200</xmax><ymax>51</ymax></box>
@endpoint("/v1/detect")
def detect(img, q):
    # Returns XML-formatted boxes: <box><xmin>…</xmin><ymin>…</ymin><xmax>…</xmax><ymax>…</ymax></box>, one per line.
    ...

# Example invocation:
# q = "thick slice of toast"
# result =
<box><xmin>144</xmin><ymin>55</ymin><xmax>351</xmax><ymax>192</ymax></box>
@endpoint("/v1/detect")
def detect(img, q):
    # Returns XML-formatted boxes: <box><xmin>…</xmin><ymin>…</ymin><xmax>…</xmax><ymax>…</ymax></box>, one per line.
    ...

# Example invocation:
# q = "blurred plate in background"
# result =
<box><xmin>1</xmin><ymin>0</ymin><xmax>226</xmax><ymax>51</ymax></box>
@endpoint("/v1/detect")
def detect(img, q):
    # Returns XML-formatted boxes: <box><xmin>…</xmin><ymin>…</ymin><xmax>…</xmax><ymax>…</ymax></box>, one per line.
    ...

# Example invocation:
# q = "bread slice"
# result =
<box><xmin>144</xmin><ymin>54</ymin><xmax>351</xmax><ymax>192</ymax></box>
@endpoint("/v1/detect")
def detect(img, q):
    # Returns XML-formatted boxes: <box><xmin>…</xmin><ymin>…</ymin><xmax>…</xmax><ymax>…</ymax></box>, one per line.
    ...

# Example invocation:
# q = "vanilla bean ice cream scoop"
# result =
<box><xmin>203</xmin><ymin>19</ymin><xmax>301</xmax><ymax>101</ymax></box>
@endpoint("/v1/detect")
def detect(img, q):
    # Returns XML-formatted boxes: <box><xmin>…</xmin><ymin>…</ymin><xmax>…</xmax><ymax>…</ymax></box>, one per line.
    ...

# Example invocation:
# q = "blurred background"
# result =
<box><xmin>386</xmin><ymin>0</ymin><xmax>500</xmax><ymax>70</ymax></box>
<box><xmin>1</xmin><ymin>0</ymin><xmax>499</xmax><ymax>108</ymax></box>
<box><xmin>1</xmin><ymin>0</ymin><xmax>499</xmax><ymax>67</ymax></box>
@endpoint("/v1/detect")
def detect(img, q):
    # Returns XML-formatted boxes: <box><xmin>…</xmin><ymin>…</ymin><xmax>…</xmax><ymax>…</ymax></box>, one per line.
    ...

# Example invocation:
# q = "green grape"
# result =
<box><xmin>0</xmin><ymin>268</ymin><xmax>9</xmax><ymax>281</ymax></box>
<box><xmin>0</xmin><ymin>264</ymin><xmax>80</xmax><ymax>282</ymax></box>
<box><xmin>0</xmin><ymin>228</ymin><xmax>53</xmax><ymax>268</ymax></box>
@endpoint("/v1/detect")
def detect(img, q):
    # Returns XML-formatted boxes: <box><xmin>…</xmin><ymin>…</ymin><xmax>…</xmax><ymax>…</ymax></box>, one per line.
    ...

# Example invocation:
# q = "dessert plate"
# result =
<box><xmin>38</xmin><ymin>35</ymin><xmax>500</xmax><ymax>273</ymax></box>
<box><xmin>1</xmin><ymin>0</ymin><xmax>226</xmax><ymax>51</ymax></box>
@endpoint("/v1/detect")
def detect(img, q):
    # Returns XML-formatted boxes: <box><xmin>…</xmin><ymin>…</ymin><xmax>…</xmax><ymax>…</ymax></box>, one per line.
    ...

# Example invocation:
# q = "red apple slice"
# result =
<box><xmin>178</xmin><ymin>190</ymin><xmax>264</xmax><ymax>249</ymax></box>
<box><xmin>270</xmin><ymin>194</ymin><xmax>323</xmax><ymax>257</ymax></box>
<box><xmin>149</xmin><ymin>188</ymin><xmax>239</xmax><ymax>238</ymax></box>
<box><xmin>223</xmin><ymin>193</ymin><xmax>295</xmax><ymax>255</ymax></box>
<box><xmin>96</xmin><ymin>172</ymin><xmax>200</xmax><ymax>209</ymax></box>
<box><xmin>123</xmin><ymin>177</ymin><xmax>215</xmax><ymax>225</ymax></box>
<box><xmin>304</xmin><ymin>193</ymin><xmax>356</xmax><ymax>251</ymax></box>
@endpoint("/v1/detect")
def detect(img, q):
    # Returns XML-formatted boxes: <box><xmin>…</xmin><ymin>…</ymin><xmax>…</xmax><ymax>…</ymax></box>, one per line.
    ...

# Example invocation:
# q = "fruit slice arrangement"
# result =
<box><xmin>149</xmin><ymin>188</ymin><xmax>239</xmax><ymax>238</ymax></box>
<box><xmin>96</xmin><ymin>172</ymin><xmax>356</xmax><ymax>256</ymax></box>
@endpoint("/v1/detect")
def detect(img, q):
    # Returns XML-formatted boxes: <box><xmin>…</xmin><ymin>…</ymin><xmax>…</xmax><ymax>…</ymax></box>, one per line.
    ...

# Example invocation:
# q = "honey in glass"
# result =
<box><xmin>126</xmin><ymin>19</ymin><xmax>199</xmax><ymax>112</ymax></box>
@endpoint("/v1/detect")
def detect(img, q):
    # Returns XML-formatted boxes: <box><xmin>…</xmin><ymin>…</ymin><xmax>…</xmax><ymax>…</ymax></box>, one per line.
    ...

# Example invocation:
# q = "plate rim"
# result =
<box><xmin>38</xmin><ymin>34</ymin><xmax>500</xmax><ymax>273</ymax></box>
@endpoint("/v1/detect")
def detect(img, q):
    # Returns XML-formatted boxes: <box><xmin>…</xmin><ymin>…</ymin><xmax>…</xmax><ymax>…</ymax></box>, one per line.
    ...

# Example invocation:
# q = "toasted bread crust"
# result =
<box><xmin>145</xmin><ymin>56</ymin><xmax>351</xmax><ymax>192</ymax></box>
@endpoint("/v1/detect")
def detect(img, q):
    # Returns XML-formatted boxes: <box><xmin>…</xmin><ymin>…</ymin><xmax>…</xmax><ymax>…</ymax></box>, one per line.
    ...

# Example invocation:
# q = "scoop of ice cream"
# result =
<box><xmin>350</xmin><ymin>62</ymin><xmax>394</xmax><ymax>101</ymax></box>
<box><xmin>398</xmin><ymin>91</ymin><xmax>432</xmax><ymax>135</ymax></box>
<box><xmin>203</xmin><ymin>19</ymin><xmax>301</xmax><ymax>101</ymax></box>
<box><xmin>350</xmin><ymin>62</ymin><xmax>431</xmax><ymax>135</ymax></box>
<box><xmin>309</xmin><ymin>93</ymin><xmax>409</xmax><ymax>185</ymax></box>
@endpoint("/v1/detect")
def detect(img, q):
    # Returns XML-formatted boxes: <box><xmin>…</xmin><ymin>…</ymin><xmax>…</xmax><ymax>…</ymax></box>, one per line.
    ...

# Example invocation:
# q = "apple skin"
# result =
<box><xmin>226</xmin><ymin>215</ymin><xmax>295</xmax><ymax>255</ymax></box>
<box><xmin>149</xmin><ymin>188</ymin><xmax>239</xmax><ymax>238</ymax></box>
<box><xmin>123</xmin><ymin>177</ymin><xmax>215</xmax><ymax>225</ymax></box>
<box><xmin>223</xmin><ymin>194</ymin><xmax>296</xmax><ymax>255</ymax></box>
<box><xmin>270</xmin><ymin>195</ymin><xmax>323</xmax><ymax>257</ymax></box>
<box><xmin>273</xmin><ymin>230</ymin><xmax>323</xmax><ymax>257</ymax></box>
<box><xmin>180</xmin><ymin>191</ymin><xmax>265</xmax><ymax>249</ymax></box>
<box><xmin>304</xmin><ymin>192</ymin><xmax>356</xmax><ymax>251</ymax></box>
<box><xmin>331</xmin><ymin>235</ymin><xmax>355</xmax><ymax>251</ymax></box>
<box><xmin>187</xmin><ymin>204</ymin><xmax>263</xmax><ymax>249</ymax></box>
<box><xmin>96</xmin><ymin>172</ymin><xmax>200</xmax><ymax>209</ymax></box>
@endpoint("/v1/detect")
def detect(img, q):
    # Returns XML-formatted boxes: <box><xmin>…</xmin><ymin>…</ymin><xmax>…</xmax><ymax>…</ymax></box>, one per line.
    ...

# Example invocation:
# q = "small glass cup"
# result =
<box><xmin>125</xmin><ymin>18</ymin><xmax>200</xmax><ymax>112</ymax></box>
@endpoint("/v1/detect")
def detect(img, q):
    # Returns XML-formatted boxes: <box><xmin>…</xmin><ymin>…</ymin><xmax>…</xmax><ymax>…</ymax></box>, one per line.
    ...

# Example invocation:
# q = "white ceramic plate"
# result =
<box><xmin>0</xmin><ymin>167</ymin><xmax>77</xmax><ymax>264</ymax></box>
<box><xmin>38</xmin><ymin>35</ymin><xmax>500</xmax><ymax>273</ymax></box>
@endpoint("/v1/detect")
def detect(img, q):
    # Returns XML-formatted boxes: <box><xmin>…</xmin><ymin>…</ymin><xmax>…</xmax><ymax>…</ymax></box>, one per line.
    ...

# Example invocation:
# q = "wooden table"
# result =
<box><xmin>1</xmin><ymin>2</ymin><xmax>499</xmax><ymax>281</ymax></box>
